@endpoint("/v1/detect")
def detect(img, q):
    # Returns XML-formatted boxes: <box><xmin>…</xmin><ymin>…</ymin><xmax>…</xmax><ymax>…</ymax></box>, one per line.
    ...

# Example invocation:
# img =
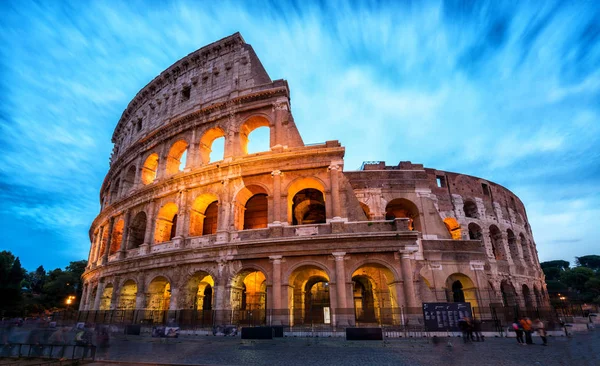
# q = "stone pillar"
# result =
<box><xmin>328</xmin><ymin>164</ymin><xmax>342</xmax><ymax>219</ymax></box>
<box><xmin>185</xmin><ymin>129</ymin><xmax>198</xmax><ymax>171</ymax></box>
<box><xmin>102</xmin><ymin>217</ymin><xmax>115</xmax><ymax>264</ymax></box>
<box><xmin>142</xmin><ymin>201</ymin><xmax>156</xmax><ymax>250</ymax></box>
<box><xmin>214</xmin><ymin>260</ymin><xmax>229</xmax><ymax>325</ymax></box>
<box><xmin>270</xmin><ymin>256</ymin><xmax>282</xmax><ymax>324</ymax></box>
<box><xmin>118</xmin><ymin>210</ymin><xmax>131</xmax><ymax>259</ymax></box>
<box><xmin>155</xmin><ymin>143</ymin><xmax>169</xmax><ymax>181</ymax></box>
<box><xmin>93</xmin><ymin>226</ymin><xmax>104</xmax><ymax>265</ymax></box>
<box><xmin>169</xmin><ymin>287</ymin><xmax>179</xmax><ymax>311</ymax></box>
<box><xmin>400</xmin><ymin>251</ymin><xmax>418</xmax><ymax>308</ymax></box>
<box><xmin>333</xmin><ymin>252</ymin><xmax>348</xmax><ymax>325</ymax></box>
<box><xmin>110</xmin><ymin>279</ymin><xmax>121</xmax><ymax>310</ymax></box>
<box><xmin>93</xmin><ymin>280</ymin><xmax>105</xmax><ymax>310</ymax></box>
<box><xmin>133</xmin><ymin>155</ymin><xmax>143</xmax><ymax>189</ymax></box>
<box><xmin>273</xmin><ymin>102</ymin><xmax>288</xmax><ymax>147</ymax></box>
<box><xmin>135</xmin><ymin>279</ymin><xmax>146</xmax><ymax>309</ymax></box>
<box><xmin>271</xmin><ymin>170</ymin><xmax>283</xmax><ymax>223</ymax></box>
<box><xmin>174</xmin><ymin>190</ymin><xmax>188</xmax><ymax>239</ymax></box>
<box><xmin>79</xmin><ymin>283</ymin><xmax>88</xmax><ymax>311</ymax></box>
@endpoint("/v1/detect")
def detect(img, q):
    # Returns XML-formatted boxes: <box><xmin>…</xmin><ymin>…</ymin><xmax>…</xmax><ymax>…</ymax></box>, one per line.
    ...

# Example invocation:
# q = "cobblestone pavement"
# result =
<box><xmin>90</xmin><ymin>331</ymin><xmax>600</xmax><ymax>366</ymax></box>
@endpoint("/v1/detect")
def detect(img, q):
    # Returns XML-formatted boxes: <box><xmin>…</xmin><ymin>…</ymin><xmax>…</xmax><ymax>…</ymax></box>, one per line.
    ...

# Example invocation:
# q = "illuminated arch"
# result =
<box><xmin>288</xmin><ymin>264</ymin><xmax>331</xmax><ymax>326</ymax></box>
<box><xmin>165</xmin><ymin>139</ymin><xmax>189</xmax><ymax>175</ymax></box>
<box><xmin>110</xmin><ymin>219</ymin><xmax>125</xmax><ymax>254</ymax></box>
<box><xmin>445</xmin><ymin>273</ymin><xmax>478</xmax><ymax>308</ymax></box>
<box><xmin>351</xmin><ymin>262</ymin><xmax>399</xmax><ymax>324</ymax></box>
<box><xmin>145</xmin><ymin>276</ymin><xmax>171</xmax><ymax>311</ymax></box>
<box><xmin>233</xmin><ymin>185</ymin><xmax>269</xmax><ymax>230</ymax></box>
<box><xmin>128</xmin><ymin>211</ymin><xmax>147</xmax><ymax>249</ymax></box>
<box><xmin>189</xmin><ymin>193</ymin><xmax>219</xmax><ymax>236</ymax></box>
<box><xmin>199</xmin><ymin>127</ymin><xmax>226</xmax><ymax>164</ymax></box>
<box><xmin>154</xmin><ymin>202</ymin><xmax>178</xmax><ymax>243</ymax></box>
<box><xmin>240</xmin><ymin>115</ymin><xmax>272</xmax><ymax>154</ymax></box>
<box><xmin>443</xmin><ymin>217</ymin><xmax>461</xmax><ymax>240</ymax></box>
<box><xmin>118</xmin><ymin>279</ymin><xmax>137</xmax><ymax>310</ymax></box>
<box><xmin>141</xmin><ymin>153</ymin><xmax>159</xmax><ymax>185</ymax></box>
<box><xmin>286</xmin><ymin>177</ymin><xmax>327</xmax><ymax>225</ymax></box>
<box><xmin>385</xmin><ymin>198</ymin><xmax>421</xmax><ymax>231</ymax></box>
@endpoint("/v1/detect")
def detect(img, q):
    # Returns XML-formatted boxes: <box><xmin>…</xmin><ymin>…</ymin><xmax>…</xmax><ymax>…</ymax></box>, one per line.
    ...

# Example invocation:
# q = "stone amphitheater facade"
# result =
<box><xmin>81</xmin><ymin>33</ymin><xmax>548</xmax><ymax>326</ymax></box>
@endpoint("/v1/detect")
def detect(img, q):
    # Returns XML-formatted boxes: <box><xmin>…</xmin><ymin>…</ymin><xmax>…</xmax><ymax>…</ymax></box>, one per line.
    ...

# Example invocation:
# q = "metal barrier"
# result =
<box><xmin>0</xmin><ymin>343</ymin><xmax>96</xmax><ymax>361</ymax></box>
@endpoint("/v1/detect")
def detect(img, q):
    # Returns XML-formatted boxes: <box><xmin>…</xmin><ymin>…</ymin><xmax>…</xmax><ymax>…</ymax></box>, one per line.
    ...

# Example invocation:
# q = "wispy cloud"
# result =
<box><xmin>0</xmin><ymin>0</ymin><xmax>598</xmax><ymax>269</ymax></box>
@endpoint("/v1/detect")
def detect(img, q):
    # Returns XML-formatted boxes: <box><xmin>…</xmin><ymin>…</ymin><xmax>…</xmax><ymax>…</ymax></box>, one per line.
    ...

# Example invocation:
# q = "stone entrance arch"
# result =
<box><xmin>445</xmin><ymin>273</ymin><xmax>479</xmax><ymax>308</ymax></box>
<box><xmin>351</xmin><ymin>263</ymin><xmax>398</xmax><ymax>325</ymax></box>
<box><xmin>230</xmin><ymin>269</ymin><xmax>267</xmax><ymax>325</ymax></box>
<box><xmin>385</xmin><ymin>198</ymin><xmax>420</xmax><ymax>231</ymax></box>
<box><xmin>288</xmin><ymin>265</ymin><xmax>331</xmax><ymax>326</ymax></box>
<box><xmin>500</xmin><ymin>280</ymin><xmax>518</xmax><ymax>307</ymax></box>
<box><xmin>118</xmin><ymin>280</ymin><xmax>137</xmax><ymax>310</ymax></box>
<box><xmin>146</xmin><ymin>276</ymin><xmax>171</xmax><ymax>311</ymax></box>
<box><xmin>99</xmin><ymin>284</ymin><xmax>113</xmax><ymax>310</ymax></box>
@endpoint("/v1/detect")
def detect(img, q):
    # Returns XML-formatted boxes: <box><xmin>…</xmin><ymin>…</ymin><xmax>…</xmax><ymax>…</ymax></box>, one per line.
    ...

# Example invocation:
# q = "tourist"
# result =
<box><xmin>472</xmin><ymin>317</ymin><xmax>483</xmax><ymax>342</ymax></box>
<box><xmin>520</xmin><ymin>317</ymin><xmax>533</xmax><ymax>344</ymax></box>
<box><xmin>458</xmin><ymin>317</ymin><xmax>470</xmax><ymax>343</ymax></box>
<box><xmin>533</xmin><ymin>319</ymin><xmax>547</xmax><ymax>346</ymax></box>
<box><xmin>512</xmin><ymin>320</ymin><xmax>524</xmax><ymax>344</ymax></box>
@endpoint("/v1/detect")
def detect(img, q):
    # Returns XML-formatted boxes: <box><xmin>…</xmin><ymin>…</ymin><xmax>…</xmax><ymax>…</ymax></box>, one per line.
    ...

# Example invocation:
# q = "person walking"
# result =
<box><xmin>512</xmin><ymin>320</ymin><xmax>524</xmax><ymax>344</ymax></box>
<box><xmin>472</xmin><ymin>317</ymin><xmax>483</xmax><ymax>342</ymax></box>
<box><xmin>533</xmin><ymin>319</ymin><xmax>548</xmax><ymax>346</ymax></box>
<box><xmin>520</xmin><ymin>317</ymin><xmax>533</xmax><ymax>345</ymax></box>
<box><xmin>458</xmin><ymin>317</ymin><xmax>470</xmax><ymax>343</ymax></box>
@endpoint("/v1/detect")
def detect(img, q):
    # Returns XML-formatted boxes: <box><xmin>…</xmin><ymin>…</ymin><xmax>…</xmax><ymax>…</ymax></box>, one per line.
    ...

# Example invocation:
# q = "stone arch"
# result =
<box><xmin>351</xmin><ymin>262</ymin><xmax>399</xmax><ymax>324</ymax></box>
<box><xmin>239</xmin><ymin>115</ymin><xmax>272</xmax><ymax>155</ymax></box>
<box><xmin>533</xmin><ymin>285</ymin><xmax>543</xmax><ymax>307</ymax></box>
<box><xmin>288</xmin><ymin>264</ymin><xmax>331</xmax><ymax>325</ymax></box>
<box><xmin>287</xmin><ymin>177</ymin><xmax>327</xmax><ymax>225</ymax></box>
<box><xmin>110</xmin><ymin>219</ymin><xmax>125</xmax><ymax>254</ymax></box>
<box><xmin>507</xmin><ymin>229</ymin><xmax>519</xmax><ymax>262</ymax></box>
<box><xmin>181</xmin><ymin>270</ymin><xmax>216</xmax><ymax>310</ymax></box>
<box><xmin>360</xmin><ymin>202</ymin><xmax>372</xmax><ymax>220</ymax></box>
<box><xmin>154</xmin><ymin>202</ymin><xmax>178</xmax><ymax>243</ymax></box>
<box><xmin>522</xmin><ymin>284</ymin><xmax>534</xmax><ymax>308</ymax></box>
<box><xmin>463</xmin><ymin>200</ymin><xmax>478</xmax><ymax>219</ymax></box>
<box><xmin>500</xmin><ymin>280</ymin><xmax>518</xmax><ymax>307</ymax></box>
<box><xmin>443</xmin><ymin>217</ymin><xmax>461</xmax><ymax>240</ymax></box>
<box><xmin>99</xmin><ymin>283</ymin><xmax>114</xmax><ymax>310</ymax></box>
<box><xmin>385</xmin><ymin>198</ymin><xmax>421</xmax><ymax>231</ymax></box>
<box><xmin>110</xmin><ymin>179</ymin><xmax>121</xmax><ymax>202</ymax></box>
<box><xmin>141</xmin><ymin>153</ymin><xmax>159</xmax><ymax>185</ymax></box>
<box><xmin>145</xmin><ymin>275</ymin><xmax>171</xmax><ymax>311</ymax></box>
<box><xmin>128</xmin><ymin>211</ymin><xmax>147</xmax><ymax>249</ymax></box>
<box><xmin>489</xmin><ymin>225</ymin><xmax>506</xmax><ymax>260</ymax></box>
<box><xmin>520</xmin><ymin>233</ymin><xmax>533</xmax><ymax>265</ymax></box>
<box><xmin>189</xmin><ymin>193</ymin><xmax>219</xmax><ymax>236</ymax></box>
<box><xmin>284</xmin><ymin>260</ymin><xmax>332</xmax><ymax>284</ymax></box>
<box><xmin>118</xmin><ymin>279</ymin><xmax>137</xmax><ymax>310</ymax></box>
<box><xmin>233</xmin><ymin>184</ymin><xmax>269</xmax><ymax>230</ymax></box>
<box><xmin>468</xmin><ymin>222</ymin><xmax>483</xmax><ymax>240</ymax></box>
<box><xmin>199</xmin><ymin>126</ymin><xmax>226</xmax><ymax>164</ymax></box>
<box><xmin>121</xmin><ymin>164</ymin><xmax>137</xmax><ymax>194</ymax></box>
<box><xmin>230</xmin><ymin>268</ymin><xmax>268</xmax><ymax>325</ymax></box>
<box><xmin>445</xmin><ymin>273</ymin><xmax>479</xmax><ymax>308</ymax></box>
<box><xmin>165</xmin><ymin>139</ymin><xmax>189</xmax><ymax>175</ymax></box>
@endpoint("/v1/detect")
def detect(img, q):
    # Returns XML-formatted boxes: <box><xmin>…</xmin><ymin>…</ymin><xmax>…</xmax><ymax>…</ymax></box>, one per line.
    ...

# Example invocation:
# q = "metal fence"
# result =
<box><xmin>0</xmin><ymin>342</ymin><xmax>96</xmax><ymax>361</ymax></box>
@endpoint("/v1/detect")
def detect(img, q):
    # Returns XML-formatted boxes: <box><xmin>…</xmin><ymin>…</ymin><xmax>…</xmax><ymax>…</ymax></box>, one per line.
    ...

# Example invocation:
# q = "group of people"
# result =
<box><xmin>512</xmin><ymin>317</ymin><xmax>547</xmax><ymax>346</ymax></box>
<box><xmin>457</xmin><ymin>317</ymin><xmax>484</xmax><ymax>343</ymax></box>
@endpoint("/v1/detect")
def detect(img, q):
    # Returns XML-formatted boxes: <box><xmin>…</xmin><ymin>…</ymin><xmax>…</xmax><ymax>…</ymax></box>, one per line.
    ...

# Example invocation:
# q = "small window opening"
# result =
<box><xmin>136</xmin><ymin>118</ymin><xmax>142</xmax><ymax>132</ymax></box>
<box><xmin>436</xmin><ymin>175</ymin><xmax>446</xmax><ymax>188</ymax></box>
<box><xmin>482</xmin><ymin>183</ymin><xmax>489</xmax><ymax>196</ymax></box>
<box><xmin>181</xmin><ymin>86</ymin><xmax>191</xmax><ymax>101</ymax></box>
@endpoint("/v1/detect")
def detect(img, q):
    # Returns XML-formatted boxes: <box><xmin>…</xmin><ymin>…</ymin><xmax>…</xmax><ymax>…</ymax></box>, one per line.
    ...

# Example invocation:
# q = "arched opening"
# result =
<box><xmin>146</xmin><ymin>276</ymin><xmax>171</xmax><ymax>312</ymax></box>
<box><xmin>463</xmin><ymin>200</ymin><xmax>478</xmax><ymax>219</ymax></box>
<box><xmin>289</xmin><ymin>265</ymin><xmax>330</xmax><ymax>326</ymax></box>
<box><xmin>154</xmin><ymin>203</ymin><xmax>178</xmax><ymax>243</ymax></box>
<box><xmin>360</xmin><ymin>202</ymin><xmax>372</xmax><ymax>220</ymax></box>
<box><xmin>165</xmin><ymin>140</ymin><xmax>189</xmax><ymax>175</ymax></box>
<box><xmin>118</xmin><ymin>280</ymin><xmax>137</xmax><ymax>310</ymax></box>
<box><xmin>240</xmin><ymin>116</ymin><xmax>271</xmax><ymax>154</ymax></box>
<box><xmin>351</xmin><ymin>264</ymin><xmax>397</xmax><ymax>324</ymax></box>
<box><xmin>520</xmin><ymin>233</ymin><xmax>533</xmax><ymax>265</ymax></box>
<box><xmin>121</xmin><ymin>165</ymin><xmax>137</xmax><ymax>194</ymax></box>
<box><xmin>182</xmin><ymin>271</ymin><xmax>215</xmax><ymax>310</ymax></box>
<box><xmin>233</xmin><ymin>185</ymin><xmax>269</xmax><ymax>230</ymax></box>
<box><xmin>189</xmin><ymin>194</ymin><xmax>219</xmax><ymax>236</ymax></box>
<box><xmin>99</xmin><ymin>226</ymin><xmax>109</xmax><ymax>258</ymax></box>
<box><xmin>110</xmin><ymin>180</ymin><xmax>121</xmax><ymax>203</ymax></box>
<box><xmin>507</xmin><ymin>229</ymin><xmax>519</xmax><ymax>263</ymax></box>
<box><xmin>501</xmin><ymin>280</ymin><xmax>518</xmax><ymax>307</ymax></box>
<box><xmin>141</xmin><ymin>153</ymin><xmax>159</xmax><ymax>185</ymax></box>
<box><xmin>522</xmin><ymin>284</ymin><xmax>533</xmax><ymax>308</ymax></box>
<box><xmin>199</xmin><ymin>127</ymin><xmax>226</xmax><ymax>164</ymax></box>
<box><xmin>128</xmin><ymin>212</ymin><xmax>147</xmax><ymax>249</ymax></box>
<box><xmin>443</xmin><ymin>217</ymin><xmax>461</xmax><ymax>240</ymax></box>
<box><xmin>489</xmin><ymin>225</ymin><xmax>506</xmax><ymax>260</ymax></box>
<box><xmin>99</xmin><ymin>284</ymin><xmax>113</xmax><ymax>311</ymax></box>
<box><xmin>445</xmin><ymin>273</ymin><xmax>478</xmax><ymax>308</ymax></box>
<box><xmin>468</xmin><ymin>223</ymin><xmax>482</xmax><ymax>240</ymax></box>
<box><xmin>231</xmin><ymin>270</ymin><xmax>267</xmax><ymax>325</ymax></box>
<box><xmin>533</xmin><ymin>286</ymin><xmax>543</xmax><ymax>308</ymax></box>
<box><xmin>110</xmin><ymin>219</ymin><xmax>125</xmax><ymax>254</ymax></box>
<box><xmin>292</xmin><ymin>189</ymin><xmax>326</xmax><ymax>225</ymax></box>
<box><xmin>385</xmin><ymin>198</ymin><xmax>421</xmax><ymax>231</ymax></box>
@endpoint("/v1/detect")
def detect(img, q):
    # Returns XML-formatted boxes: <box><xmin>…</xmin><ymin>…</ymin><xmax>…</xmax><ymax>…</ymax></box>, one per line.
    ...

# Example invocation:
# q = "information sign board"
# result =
<box><xmin>422</xmin><ymin>302</ymin><xmax>472</xmax><ymax>332</ymax></box>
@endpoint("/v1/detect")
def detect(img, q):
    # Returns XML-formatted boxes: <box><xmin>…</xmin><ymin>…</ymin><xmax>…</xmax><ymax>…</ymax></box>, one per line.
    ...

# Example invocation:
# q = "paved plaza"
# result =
<box><xmin>87</xmin><ymin>330</ymin><xmax>600</xmax><ymax>366</ymax></box>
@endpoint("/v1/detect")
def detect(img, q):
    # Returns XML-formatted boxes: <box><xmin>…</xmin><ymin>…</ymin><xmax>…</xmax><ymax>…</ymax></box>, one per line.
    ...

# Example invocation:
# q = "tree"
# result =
<box><xmin>541</xmin><ymin>260</ymin><xmax>570</xmax><ymax>271</ymax></box>
<box><xmin>576</xmin><ymin>255</ymin><xmax>600</xmax><ymax>272</ymax></box>
<box><xmin>0</xmin><ymin>252</ymin><xmax>25</xmax><ymax>315</ymax></box>
<box><xmin>560</xmin><ymin>267</ymin><xmax>595</xmax><ymax>293</ymax></box>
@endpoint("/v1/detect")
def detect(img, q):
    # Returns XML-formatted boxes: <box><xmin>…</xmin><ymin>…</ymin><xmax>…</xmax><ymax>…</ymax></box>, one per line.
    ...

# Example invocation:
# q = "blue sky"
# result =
<box><xmin>1</xmin><ymin>0</ymin><xmax>598</xmax><ymax>271</ymax></box>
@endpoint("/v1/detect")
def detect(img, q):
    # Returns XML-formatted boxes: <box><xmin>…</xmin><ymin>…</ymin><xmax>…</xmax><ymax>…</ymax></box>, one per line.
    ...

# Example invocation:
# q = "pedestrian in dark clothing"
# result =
<box><xmin>458</xmin><ymin>317</ymin><xmax>470</xmax><ymax>343</ymax></box>
<box><xmin>512</xmin><ymin>321</ymin><xmax>524</xmax><ymax>344</ymax></box>
<box><xmin>472</xmin><ymin>317</ymin><xmax>483</xmax><ymax>342</ymax></box>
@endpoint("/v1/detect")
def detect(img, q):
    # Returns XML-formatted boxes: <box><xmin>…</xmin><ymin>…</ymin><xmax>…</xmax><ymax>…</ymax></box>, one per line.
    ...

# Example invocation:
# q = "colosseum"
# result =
<box><xmin>80</xmin><ymin>33</ymin><xmax>548</xmax><ymax>328</ymax></box>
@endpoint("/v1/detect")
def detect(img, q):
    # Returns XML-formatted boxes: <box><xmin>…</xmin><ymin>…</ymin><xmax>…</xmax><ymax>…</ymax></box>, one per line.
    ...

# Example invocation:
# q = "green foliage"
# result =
<box><xmin>576</xmin><ymin>255</ymin><xmax>600</xmax><ymax>271</ymax></box>
<box><xmin>560</xmin><ymin>267</ymin><xmax>595</xmax><ymax>292</ymax></box>
<box><xmin>542</xmin><ymin>266</ymin><xmax>563</xmax><ymax>281</ymax></box>
<box><xmin>0</xmin><ymin>252</ymin><xmax>24</xmax><ymax>316</ymax></box>
<box><xmin>541</xmin><ymin>260</ymin><xmax>570</xmax><ymax>271</ymax></box>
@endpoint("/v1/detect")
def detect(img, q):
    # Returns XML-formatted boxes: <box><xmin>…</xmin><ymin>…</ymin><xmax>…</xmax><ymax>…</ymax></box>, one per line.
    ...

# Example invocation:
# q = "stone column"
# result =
<box><xmin>270</xmin><ymin>256</ymin><xmax>282</xmax><ymax>324</ymax></box>
<box><xmin>135</xmin><ymin>278</ymin><xmax>146</xmax><ymax>309</ymax></box>
<box><xmin>155</xmin><ymin>143</ymin><xmax>169</xmax><ymax>181</ymax></box>
<box><xmin>213</xmin><ymin>260</ymin><xmax>229</xmax><ymax>325</ymax></box>
<box><xmin>79</xmin><ymin>283</ymin><xmax>88</xmax><ymax>311</ymax></box>
<box><xmin>169</xmin><ymin>287</ymin><xmax>179</xmax><ymax>311</ymax></box>
<box><xmin>93</xmin><ymin>226</ymin><xmax>104</xmax><ymax>265</ymax></box>
<box><xmin>110</xmin><ymin>279</ymin><xmax>121</xmax><ymax>310</ymax></box>
<box><xmin>333</xmin><ymin>252</ymin><xmax>349</xmax><ymax>325</ymax></box>
<box><xmin>174</xmin><ymin>190</ymin><xmax>188</xmax><ymax>243</ymax></box>
<box><xmin>273</xmin><ymin>102</ymin><xmax>288</xmax><ymax>147</ymax></box>
<box><xmin>133</xmin><ymin>155</ymin><xmax>143</xmax><ymax>189</ymax></box>
<box><xmin>93</xmin><ymin>280</ymin><xmax>105</xmax><ymax>310</ymax></box>
<box><xmin>185</xmin><ymin>129</ymin><xmax>197</xmax><ymax>172</ymax></box>
<box><xmin>328</xmin><ymin>164</ymin><xmax>342</xmax><ymax>219</ymax></box>
<box><xmin>142</xmin><ymin>201</ymin><xmax>156</xmax><ymax>252</ymax></box>
<box><xmin>400</xmin><ymin>251</ymin><xmax>418</xmax><ymax>308</ymax></box>
<box><xmin>118</xmin><ymin>210</ymin><xmax>131</xmax><ymax>259</ymax></box>
<box><xmin>102</xmin><ymin>217</ymin><xmax>115</xmax><ymax>264</ymax></box>
<box><xmin>271</xmin><ymin>170</ymin><xmax>283</xmax><ymax>223</ymax></box>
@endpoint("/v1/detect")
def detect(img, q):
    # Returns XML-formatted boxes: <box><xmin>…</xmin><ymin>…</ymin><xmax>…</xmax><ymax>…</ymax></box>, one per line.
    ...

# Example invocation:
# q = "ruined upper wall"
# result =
<box><xmin>110</xmin><ymin>33</ymin><xmax>273</xmax><ymax>160</ymax></box>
